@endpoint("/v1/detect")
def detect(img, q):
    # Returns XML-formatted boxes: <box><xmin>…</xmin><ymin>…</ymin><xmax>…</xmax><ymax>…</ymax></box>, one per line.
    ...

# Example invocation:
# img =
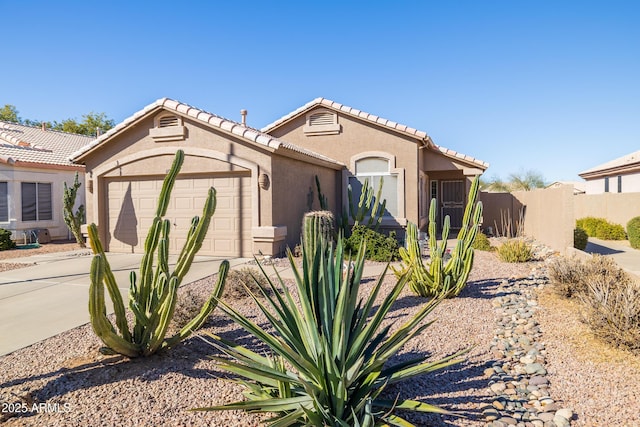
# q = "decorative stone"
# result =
<box><xmin>556</xmin><ymin>408</ymin><xmax>573</xmax><ymax>420</ymax></box>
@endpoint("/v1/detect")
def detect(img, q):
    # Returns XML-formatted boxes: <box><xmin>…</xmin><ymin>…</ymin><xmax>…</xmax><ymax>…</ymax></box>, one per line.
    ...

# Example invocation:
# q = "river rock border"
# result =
<box><xmin>483</xmin><ymin>267</ymin><xmax>573</xmax><ymax>427</ymax></box>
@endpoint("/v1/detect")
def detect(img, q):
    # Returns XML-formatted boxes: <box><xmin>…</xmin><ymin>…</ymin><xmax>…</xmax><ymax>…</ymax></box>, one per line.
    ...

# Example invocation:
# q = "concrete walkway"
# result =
<box><xmin>585</xmin><ymin>237</ymin><xmax>640</xmax><ymax>277</ymax></box>
<box><xmin>0</xmin><ymin>251</ymin><xmax>249</xmax><ymax>356</ymax></box>
<box><xmin>0</xmin><ymin>251</ymin><xmax>392</xmax><ymax>356</ymax></box>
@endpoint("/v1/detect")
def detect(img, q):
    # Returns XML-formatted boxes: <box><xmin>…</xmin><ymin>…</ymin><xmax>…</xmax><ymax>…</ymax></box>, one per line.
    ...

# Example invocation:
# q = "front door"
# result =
<box><xmin>441</xmin><ymin>180</ymin><xmax>465</xmax><ymax>229</ymax></box>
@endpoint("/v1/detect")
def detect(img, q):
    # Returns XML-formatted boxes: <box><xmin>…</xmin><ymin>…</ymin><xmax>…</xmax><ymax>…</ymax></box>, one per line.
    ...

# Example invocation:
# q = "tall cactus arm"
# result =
<box><xmin>87</xmin><ymin>223</ymin><xmax>131</xmax><ymax>342</ymax></box>
<box><xmin>145</xmin><ymin>276</ymin><xmax>180</xmax><ymax>356</ymax></box>
<box><xmin>89</xmin><ymin>255</ymin><xmax>140</xmax><ymax>357</ymax></box>
<box><xmin>162</xmin><ymin>260</ymin><xmax>230</xmax><ymax>351</ymax></box>
<box><xmin>156</xmin><ymin>149</ymin><xmax>184</xmax><ymax>217</ymax></box>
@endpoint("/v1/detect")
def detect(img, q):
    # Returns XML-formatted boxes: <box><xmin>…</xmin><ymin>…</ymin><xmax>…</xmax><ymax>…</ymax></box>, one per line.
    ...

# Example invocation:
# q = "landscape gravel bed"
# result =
<box><xmin>0</xmin><ymin>250</ymin><xmax>636</xmax><ymax>426</ymax></box>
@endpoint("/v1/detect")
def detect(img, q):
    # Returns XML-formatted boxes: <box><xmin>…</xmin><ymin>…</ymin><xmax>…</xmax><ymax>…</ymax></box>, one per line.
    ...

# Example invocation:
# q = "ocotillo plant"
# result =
<box><xmin>341</xmin><ymin>176</ymin><xmax>386</xmax><ymax>235</ymax></box>
<box><xmin>394</xmin><ymin>176</ymin><xmax>482</xmax><ymax>298</ymax></box>
<box><xmin>63</xmin><ymin>171</ymin><xmax>86</xmax><ymax>248</ymax></box>
<box><xmin>87</xmin><ymin>150</ymin><xmax>228</xmax><ymax>357</ymax></box>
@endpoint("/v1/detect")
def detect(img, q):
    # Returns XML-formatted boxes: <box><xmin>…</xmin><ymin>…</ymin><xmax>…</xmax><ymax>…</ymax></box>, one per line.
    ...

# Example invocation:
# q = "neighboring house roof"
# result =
<box><xmin>546</xmin><ymin>181</ymin><xmax>586</xmax><ymax>194</ymax></box>
<box><xmin>70</xmin><ymin>98</ymin><xmax>344</xmax><ymax>169</ymax></box>
<box><xmin>0</xmin><ymin>121</ymin><xmax>92</xmax><ymax>170</ymax></box>
<box><xmin>261</xmin><ymin>97</ymin><xmax>489</xmax><ymax>170</ymax></box>
<box><xmin>579</xmin><ymin>150</ymin><xmax>640</xmax><ymax>179</ymax></box>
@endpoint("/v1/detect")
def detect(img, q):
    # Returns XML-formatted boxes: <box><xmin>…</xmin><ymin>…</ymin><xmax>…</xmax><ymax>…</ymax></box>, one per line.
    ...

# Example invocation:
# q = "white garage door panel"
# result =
<box><xmin>107</xmin><ymin>175</ymin><xmax>252</xmax><ymax>257</ymax></box>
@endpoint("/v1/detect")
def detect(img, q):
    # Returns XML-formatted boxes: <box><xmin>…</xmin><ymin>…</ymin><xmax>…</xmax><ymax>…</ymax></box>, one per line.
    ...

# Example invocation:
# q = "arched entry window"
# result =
<box><xmin>348</xmin><ymin>153</ymin><xmax>404</xmax><ymax>219</ymax></box>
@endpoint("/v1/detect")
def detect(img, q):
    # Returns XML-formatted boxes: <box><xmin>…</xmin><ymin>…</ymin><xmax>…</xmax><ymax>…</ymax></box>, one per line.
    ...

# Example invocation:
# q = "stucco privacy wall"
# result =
<box><xmin>574</xmin><ymin>192</ymin><xmax>640</xmax><ymax>227</ymax></box>
<box><xmin>267</xmin><ymin>109</ymin><xmax>419</xmax><ymax>226</ymax></box>
<box><xmin>480</xmin><ymin>185</ymin><xmax>575</xmax><ymax>253</ymax></box>
<box><xmin>0</xmin><ymin>164</ymin><xmax>85</xmax><ymax>241</ymax></box>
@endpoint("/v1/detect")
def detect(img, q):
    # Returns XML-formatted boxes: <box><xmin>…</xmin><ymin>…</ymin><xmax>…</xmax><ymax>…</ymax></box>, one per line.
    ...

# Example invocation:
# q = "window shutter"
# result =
<box><xmin>22</xmin><ymin>183</ymin><xmax>36</xmax><ymax>221</ymax></box>
<box><xmin>0</xmin><ymin>182</ymin><xmax>7</xmax><ymax>222</ymax></box>
<box><xmin>38</xmin><ymin>183</ymin><xmax>52</xmax><ymax>220</ymax></box>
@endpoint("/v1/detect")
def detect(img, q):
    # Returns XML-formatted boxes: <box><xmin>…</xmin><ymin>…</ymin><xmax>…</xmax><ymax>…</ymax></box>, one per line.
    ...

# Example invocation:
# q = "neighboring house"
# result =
<box><xmin>546</xmin><ymin>181</ymin><xmax>586</xmax><ymax>195</ymax></box>
<box><xmin>70</xmin><ymin>98</ymin><xmax>487</xmax><ymax>257</ymax></box>
<box><xmin>579</xmin><ymin>150</ymin><xmax>640</xmax><ymax>194</ymax></box>
<box><xmin>0</xmin><ymin>121</ymin><xmax>92</xmax><ymax>242</ymax></box>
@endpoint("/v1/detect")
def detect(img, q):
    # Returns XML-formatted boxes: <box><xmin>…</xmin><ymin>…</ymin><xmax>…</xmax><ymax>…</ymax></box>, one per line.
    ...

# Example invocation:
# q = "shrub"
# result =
<box><xmin>197</xmin><ymin>231</ymin><xmax>467</xmax><ymax>424</ymax></box>
<box><xmin>549</xmin><ymin>254</ymin><xmax>631</xmax><ymax>299</ymax></box>
<box><xmin>579</xmin><ymin>272</ymin><xmax>640</xmax><ymax>353</ymax></box>
<box><xmin>496</xmin><ymin>238</ymin><xmax>532</xmax><ymax>263</ymax></box>
<box><xmin>573</xmin><ymin>227</ymin><xmax>588</xmax><ymax>250</ymax></box>
<box><xmin>576</xmin><ymin>217</ymin><xmax>626</xmax><ymax>240</ymax></box>
<box><xmin>344</xmin><ymin>224</ymin><xmax>399</xmax><ymax>261</ymax></box>
<box><xmin>628</xmin><ymin>216</ymin><xmax>640</xmax><ymax>249</ymax></box>
<box><xmin>0</xmin><ymin>229</ymin><xmax>15</xmax><ymax>251</ymax></box>
<box><xmin>223</xmin><ymin>267</ymin><xmax>270</xmax><ymax>299</ymax></box>
<box><xmin>473</xmin><ymin>231</ymin><xmax>492</xmax><ymax>251</ymax></box>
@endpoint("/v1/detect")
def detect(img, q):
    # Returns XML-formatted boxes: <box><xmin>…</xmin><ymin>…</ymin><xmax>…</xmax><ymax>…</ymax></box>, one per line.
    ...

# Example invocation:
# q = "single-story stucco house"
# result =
<box><xmin>70</xmin><ymin>98</ymin><xmax>488</xmax><ymax>257</ymax></box>
<box><xmin>579</xmin><ymin>150</ymin><xmax>640</xmax><ymax>194</ymax></box>
<box><xmin>0</xmin><ymin>121</ymin><xmax>92</xmax><ymax>242</ymax></box>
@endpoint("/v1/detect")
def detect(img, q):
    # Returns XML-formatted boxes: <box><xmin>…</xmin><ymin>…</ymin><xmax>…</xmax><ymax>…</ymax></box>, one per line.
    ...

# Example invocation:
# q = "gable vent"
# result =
<box><xmin>309</xmin><ymin>112</ymin><xmax>335</xmax><ymax>126</ymax></box>
<box><xmin>158</xmin><ymin>115</ymin><xmax>180</xmax><ymax>128</ymax></box>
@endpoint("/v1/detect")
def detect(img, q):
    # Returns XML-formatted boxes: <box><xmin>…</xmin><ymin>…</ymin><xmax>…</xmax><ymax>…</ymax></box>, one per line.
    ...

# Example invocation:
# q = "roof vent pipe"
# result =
<box><xmin>41</xmin><ymin>122</ymin><xmax>46</xmax><ymax>131</ymax></box>
<box><xmin>240</xmin><ymin>109</ymin><xmax>247</xmax><ymax>126</ymax></box>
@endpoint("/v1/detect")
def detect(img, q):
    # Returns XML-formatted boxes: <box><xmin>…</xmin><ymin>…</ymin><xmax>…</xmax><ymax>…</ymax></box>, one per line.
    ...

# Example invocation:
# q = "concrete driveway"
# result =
<box><xmin>0</xmin><ymin>250</ymin><xmax>249</xmax><ymax>356</ymax></box>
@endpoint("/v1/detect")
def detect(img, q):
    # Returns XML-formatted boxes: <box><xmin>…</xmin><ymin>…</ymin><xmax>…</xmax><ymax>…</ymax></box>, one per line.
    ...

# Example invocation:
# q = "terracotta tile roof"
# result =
<box><xmin>579</xmin><ymin>150</ymin><xmax>640</xmax><ymax>177</ymax></box>
<box><xmin>261</xmin><ymin>97</ymin><xmax>489</xmax><ymax>170</ymax></box>
<box><xmin>0</xmin><ymin>121</ymin><xmax>92</xmax><ymax>168</ymax></box>
<box><xmin>71</xmin><ymin>98</ymin><xmax>344</xmax><ymax>168</ymax></box>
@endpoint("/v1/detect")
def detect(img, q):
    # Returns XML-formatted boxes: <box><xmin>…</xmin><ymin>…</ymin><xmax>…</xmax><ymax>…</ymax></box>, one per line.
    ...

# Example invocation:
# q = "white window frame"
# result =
<box><xmin>344</xmin><ymin>152</ymin><xmax>405</xmax><ymax>225</ymax></box>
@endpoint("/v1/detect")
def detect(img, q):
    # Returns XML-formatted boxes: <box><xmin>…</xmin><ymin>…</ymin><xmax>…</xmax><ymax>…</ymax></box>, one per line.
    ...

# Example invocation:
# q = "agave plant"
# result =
<box><xmin>196</xmin><ymin>227</ymin><xmax>467</xmax><ymax>425</ymax></box>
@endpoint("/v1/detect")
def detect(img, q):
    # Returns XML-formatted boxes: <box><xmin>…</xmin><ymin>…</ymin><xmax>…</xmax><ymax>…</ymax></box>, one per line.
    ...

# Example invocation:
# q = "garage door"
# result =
<box><xmin>106</xmin><ymin>174</ymin><xmax>252</xmax><ymax>257</ymax></box>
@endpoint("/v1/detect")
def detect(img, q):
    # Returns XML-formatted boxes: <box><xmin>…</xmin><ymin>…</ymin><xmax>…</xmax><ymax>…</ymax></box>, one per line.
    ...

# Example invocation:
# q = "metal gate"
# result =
<box><xmin>441</xmin><ymin>180</ymin><xmax>465</xmax><ymax>229</ymax></box>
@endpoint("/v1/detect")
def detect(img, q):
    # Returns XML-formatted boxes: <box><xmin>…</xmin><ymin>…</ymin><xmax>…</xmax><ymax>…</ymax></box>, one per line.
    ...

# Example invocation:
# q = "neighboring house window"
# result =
<box><xmin>618</xmin><ymin>175</ymin><xmax>622</xmax><ymax>193</ymax></box>
<box><xmin>21</xmin><ymin>182</ymin><xmax>52</xmax><ymax>221</ymax></box>
<box><xmin>349</xmin><ymin>157</ymin><xmax>398</xmax><ymax>217</ymax></box>
<box><xmin>604</xmin><ymin>177</ymin><xmax>609</xmax><ymax>193</ymax></box>
<box><xmin>0</xmin><ymin>182</ymin><xmax>7</xmax><ymax>222</ymax></box>
<box><xmin>303</xmin><ymin>109</ymin><xmax>340</xmax><ymax>135</ymax></box>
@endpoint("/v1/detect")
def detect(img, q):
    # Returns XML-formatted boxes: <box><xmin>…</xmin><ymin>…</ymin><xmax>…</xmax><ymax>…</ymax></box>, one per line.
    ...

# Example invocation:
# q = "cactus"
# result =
<box><xmin>302</xmin><ymin>210</ymin><xmax>335</xmax><ymax>258</ymax></box>
<box><xmin>393</xmin><ymin>176</ymin><xmax>483</xmax><ymax>298</ymax></box>
<box><xmin>315</xmin><ymin>175</ymin><xmax>329</xmax><ymax>210</ymax></box>
<box><xmin>87</xmin><ymin>150</ymin><xmax>228</xmax><ymax>357</ymax></box>
<box><xmin>342</xmin><ymin>176</ymin><xmax>386</xmax><ymax>235</ymax></box>
<box><xmin>63</xmin><ymin>171</ymin><xmax>86</xmax><ymax>248</ymax></box>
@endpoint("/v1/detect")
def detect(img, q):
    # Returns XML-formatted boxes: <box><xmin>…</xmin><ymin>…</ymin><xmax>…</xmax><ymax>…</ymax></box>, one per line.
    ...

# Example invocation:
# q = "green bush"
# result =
<box><xmin>574</xmin><ymin>227</ymin><xmax>588</xmax><ymax>250</ymax></box>
<box><xmin>473</xmin><ymin>231</ymin><xmax>492</xmax><ymax>251</ymax></box>
<box><xmin>628</xmin><ymin>216</ymin><xmax>640</xmax><ymax>249</ymax></box>
<box><xmin>344</xmin><ymin>224</ymin><xmax>399</xmax><ymax>261</ymax></box>
<box><xmin>496</xmin><ymin>238</ymin><xmax>532</xmax><ymax>263</ymax></box>
<box><xmin>0</xmin><ymin>229</ymin><xmax>15</xmax><ymax>251</ymax></box>
<box><xmin>576</xmin><ymin>217</ymin><xmax>626</xmax><ymax>240</ymax></box>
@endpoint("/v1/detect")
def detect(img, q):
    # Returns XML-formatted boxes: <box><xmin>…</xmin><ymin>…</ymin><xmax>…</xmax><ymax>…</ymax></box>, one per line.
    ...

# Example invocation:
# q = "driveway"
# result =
<box><xmin>585</xmin><ymin>237</ymin><xmax>640</xmax><ymax>278</ymax></box>
<box><xmin>0</xmin><ymin>251</ymin><xmax>249</xmax><ymax>356</ymax></box>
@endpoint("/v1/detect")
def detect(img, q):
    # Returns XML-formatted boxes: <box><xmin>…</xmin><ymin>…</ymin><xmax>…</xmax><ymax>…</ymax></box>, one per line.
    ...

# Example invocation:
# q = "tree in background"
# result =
<box><xmin>1</xmin><ymin>104</ymin><xmax>114</xmax><ymax>137</ymax></box>
<box><xmin>480</xmin><ymin>170</ymin><xmax>546</xmax><ymax>192</ymax></box>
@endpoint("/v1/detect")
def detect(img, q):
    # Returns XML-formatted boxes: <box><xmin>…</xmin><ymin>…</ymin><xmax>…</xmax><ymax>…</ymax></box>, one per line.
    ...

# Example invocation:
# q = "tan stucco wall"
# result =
<box><xmin>575</xmin><ymin>192</ymin><xmax>640</xmax><ymax>227</ymax></box>
<box><xmin>268</xmin><ymin>109</ymin><xmax>421</xmax><ymax>226</ymax></box>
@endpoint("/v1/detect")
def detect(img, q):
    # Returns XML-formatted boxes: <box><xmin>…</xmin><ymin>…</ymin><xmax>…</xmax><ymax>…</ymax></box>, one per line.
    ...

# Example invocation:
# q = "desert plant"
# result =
<box><xmin>576</xmin><ymin>217</ymin><xmax>607</xmax><ymax>237</ymax></box>
<box><xmin>628</xmin><ymin>216</ymin><xmax>640</xmax><ymax>249</ymax></box>
<box><xmin>314</xmin><ymin>175</ymin><xmax>329</xmax><ymax>210</ymax></box>
<box><xmin>63</xmin><ymin>171</ymin><xmax>86</xmax><ymax>248</ymax></box>
<box><xmin>223</xmin><ymin>267</ymin><xmax>270</xmax><ymax>300</ymax></box>
<box><xmin>549</xmin><ymin>254</ymin><xmax>631</xmax><ymax>299</ymax></box>
<box><xmin>574</xmin><ymin>227</ymin><xmax>588</xmax><ymax>250</ymax></box>
<box><xmin>87</xmin><ymin>150</ymin><xmax>228</xmax><ymax>357</ymax></box>
<box><xmin>577</xmin><ymin>217</ymin><xmax>626</xmax><ymax>240</ymax></box>
<box><xmin>496</xmin><ymin>238</ymin><xmax>532</xmax><ymax>263</ymax></box>
<box><xmin>196</xmin><ymin>232</ymin><xmax>467</xmax><ymax>425</ymax></box>
<box><xmin>341</xmin><ymin>176</ymin><xmax>387</xmax><ymax>234</ymax></box>
<box><xmin>393</xmin><ymin>176</ymin><xmax>482</xmax><ymax>298</ymax></box>
<box><xmin>344</xmin><ymin>224</ymin><xmax>400</xmax><ymax>261</ymax></box>
<box><xmin>473</xmin><ymin>232</ymin><xmax>492</xmax><ymax>251</ymax></box>
<box><xmin>302</xmin><ymin>210</ymin><xmax>335</xmax><ymax>251</ymax></box>
<box><xmin>0</xmin><ymin>228</ymin><xmax>15</xmax><ymax>251</ymax></box>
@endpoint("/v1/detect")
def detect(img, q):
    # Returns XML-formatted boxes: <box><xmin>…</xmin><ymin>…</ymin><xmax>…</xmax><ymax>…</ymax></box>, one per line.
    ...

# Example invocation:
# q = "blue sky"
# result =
<box><xmin>2</xmin><ymin>0</ymin><xmax>638</xmax><ymax>182</ymax></box>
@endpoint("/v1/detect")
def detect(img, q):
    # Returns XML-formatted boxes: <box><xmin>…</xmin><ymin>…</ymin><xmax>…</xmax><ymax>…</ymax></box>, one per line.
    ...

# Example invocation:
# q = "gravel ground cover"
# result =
<box><xmin>0</xmin><ymin>248</ymin><xmax>638</xmax><ymax>426</ymax></box>
<box><xmin>0</xmin><ymin>242</ymin><xmax>82</xmax><ymax>272</ymax></box>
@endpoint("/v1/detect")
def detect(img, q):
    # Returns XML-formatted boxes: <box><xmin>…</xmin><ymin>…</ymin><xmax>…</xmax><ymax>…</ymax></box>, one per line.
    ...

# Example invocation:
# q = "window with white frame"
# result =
<box><xmin>349</xmin><ymin>157</ymin><xmax>398</xmax><ymax>217</ymax></box>
<box><xmin>21</xmin><ymin>182</ymin><xmax>52</xmax><ymax>221</ymax></box>
<box><xmin>0</xmin><ymin>182</ymin><xmax>7</xmax><ymax>222</ymax></box>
